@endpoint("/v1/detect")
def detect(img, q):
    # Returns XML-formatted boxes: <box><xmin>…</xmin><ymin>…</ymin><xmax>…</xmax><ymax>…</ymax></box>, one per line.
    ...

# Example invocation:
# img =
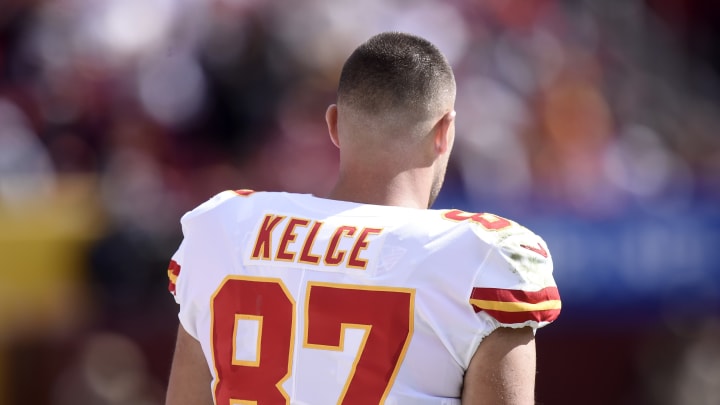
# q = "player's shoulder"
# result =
<box><xmin>444</xmin><ymin>209</ymin><xmax>560</xmax><ymax>327</ymax></box>
<box><xmin>439</xmin><ymin>208</ymin><xmax>539</xmax><ymax>242</ymax></box>
<box><xmin>438</xmin><ymin>208</ymin><xmax>552</xmax><ymax>270</ymax></box>
<box><xmin>180</xmin><ymin>189</ymin><xmax>259</xmax><ymax>224</ymax></box>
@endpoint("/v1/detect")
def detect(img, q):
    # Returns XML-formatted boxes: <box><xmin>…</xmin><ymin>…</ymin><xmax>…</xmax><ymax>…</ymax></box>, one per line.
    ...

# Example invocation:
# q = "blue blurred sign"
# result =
<box><xmin>437</xmin><ymin>193</ymin><xmax>720</xmax><ymax>315</ymax></box>
<box><xmin>522</xmin><ymin>209</ymin><xmax>720</xmax><ymax>314</ymax></box>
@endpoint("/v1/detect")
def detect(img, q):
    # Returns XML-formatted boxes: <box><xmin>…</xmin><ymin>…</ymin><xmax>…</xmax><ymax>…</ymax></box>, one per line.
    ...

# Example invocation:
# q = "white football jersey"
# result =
<box><xmin>168</xmin><ymin>190</ymin><xmax>560</xmax><ymax>405</ymax></box>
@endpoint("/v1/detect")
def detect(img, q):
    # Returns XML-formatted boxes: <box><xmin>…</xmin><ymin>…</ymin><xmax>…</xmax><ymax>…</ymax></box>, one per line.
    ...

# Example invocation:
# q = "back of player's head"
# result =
<box><xmin>337</xmin><ymin>32</ymin><xmax>456</xmax><ymax>127</ymax></box>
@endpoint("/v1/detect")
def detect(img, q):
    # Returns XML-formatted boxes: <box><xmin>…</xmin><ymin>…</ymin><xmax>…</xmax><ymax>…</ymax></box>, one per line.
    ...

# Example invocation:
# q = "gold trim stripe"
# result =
<box><xmin>470</xmin><ymin>299</ymin><xmax>562</xmax><ymax>313</ymax></box>
<box><xmin>168</xmin><ymin>269</ymin><xmax>178</xmax><ymax>284</ymax></box>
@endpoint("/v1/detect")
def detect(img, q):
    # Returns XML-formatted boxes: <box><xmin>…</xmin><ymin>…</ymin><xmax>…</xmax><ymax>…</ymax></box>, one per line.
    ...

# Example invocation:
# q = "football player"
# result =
<box><xmin>166</xmin><ymin>32</ymin><xmax>560</xmax><ymax>405</ymax></box>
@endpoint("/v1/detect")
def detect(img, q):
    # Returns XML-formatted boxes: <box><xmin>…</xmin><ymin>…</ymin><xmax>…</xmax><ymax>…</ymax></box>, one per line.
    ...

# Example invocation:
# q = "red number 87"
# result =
<box><xmin>210</xmin><ymin>276</ymin><xmax>415</xmax><ymax>405</ymax></box>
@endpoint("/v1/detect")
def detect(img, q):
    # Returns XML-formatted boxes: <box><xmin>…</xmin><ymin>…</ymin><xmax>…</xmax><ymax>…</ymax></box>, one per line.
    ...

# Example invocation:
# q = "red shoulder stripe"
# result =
<box><xmin>469</xmin><ymin>286</ymin><xmax>561</xmax><ymax>324</ymax></box>
<box><xmin>471</xmin><ymin>286</ymin><xmax>560</xmax><ymax>304</ymax></box>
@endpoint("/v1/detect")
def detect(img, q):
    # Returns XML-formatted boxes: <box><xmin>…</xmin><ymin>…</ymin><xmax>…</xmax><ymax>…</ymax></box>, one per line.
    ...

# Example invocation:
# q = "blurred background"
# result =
<box><xmin>1</xmin><ymin>0</ymin><xmax>719</xmax><ymax>404</ymax></box>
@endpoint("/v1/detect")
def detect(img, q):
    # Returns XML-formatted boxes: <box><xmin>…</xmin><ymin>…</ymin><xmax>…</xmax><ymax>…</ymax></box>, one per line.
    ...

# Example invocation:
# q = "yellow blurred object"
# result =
<box><xmin>0</xmin><ymin>174</ymin><xmax>105</xmax><ymax>336</ymax></box>
<box><xmin>0</xmin><ymin>175</ymin><xmax>106</xmax><ymax>402</ymax></box>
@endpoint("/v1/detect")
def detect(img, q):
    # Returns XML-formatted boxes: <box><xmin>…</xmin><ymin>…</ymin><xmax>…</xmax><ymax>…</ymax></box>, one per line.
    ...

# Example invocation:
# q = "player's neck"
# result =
<box><xmin>327</xmin><ymin>168</ymin><xmax>432</xmax><ymax>209</ymax></box>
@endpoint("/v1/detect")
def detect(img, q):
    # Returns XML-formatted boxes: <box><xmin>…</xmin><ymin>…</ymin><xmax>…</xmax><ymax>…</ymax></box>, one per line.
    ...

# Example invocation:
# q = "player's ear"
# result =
<box><xmin>326</xmin><ymin>104</ymin><xmax>340</xmax><ymax>148</ymax></box>
<box><xmin>434</xmin><ymin>110</ymin><xmax>456</xmax><ymax>155</ymax></box>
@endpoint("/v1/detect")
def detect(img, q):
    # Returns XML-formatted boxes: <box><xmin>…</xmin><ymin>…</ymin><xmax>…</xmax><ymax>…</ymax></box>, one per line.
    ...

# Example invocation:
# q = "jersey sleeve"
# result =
<box><xmin>469</xmin><ymin>226</ymin><xmax>561</xmax><ymax>332</ymax></box>
<box><xmin>166</xmin><ymin>189</ymin><xmax>256</xmax><ymax>339</ymax></box>
<box><xmin>167</xmin><ymin>243</ymin><xmax>184</xmax><ymax>304</ymax></box>
<box><xmin>167</xmin><ymin>237</ymin><xmax>202</xmax><ymax>339</ymax></box>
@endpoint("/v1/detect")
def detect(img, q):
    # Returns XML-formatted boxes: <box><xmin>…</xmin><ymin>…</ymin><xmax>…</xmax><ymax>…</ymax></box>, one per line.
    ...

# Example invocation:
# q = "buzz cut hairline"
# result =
<box><xmin>337</xmin><ymin>32</ymin><xmax>456</xmax><ymax>121</ymax></box>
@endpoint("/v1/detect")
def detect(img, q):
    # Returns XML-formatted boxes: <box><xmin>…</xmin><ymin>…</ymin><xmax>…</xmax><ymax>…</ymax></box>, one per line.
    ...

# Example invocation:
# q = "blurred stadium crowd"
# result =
<box><xmin>1</xmin><ymin>0</ymin><xmax>719</xmax><ymax>404</ymax></box>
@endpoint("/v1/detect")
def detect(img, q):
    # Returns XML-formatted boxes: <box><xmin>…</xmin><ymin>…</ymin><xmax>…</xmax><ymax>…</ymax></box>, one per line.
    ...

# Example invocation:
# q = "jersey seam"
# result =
<box><xmin>465</xmin><ymin>243</ymin><xmax>501</xmax><ymax>366</ymax></box>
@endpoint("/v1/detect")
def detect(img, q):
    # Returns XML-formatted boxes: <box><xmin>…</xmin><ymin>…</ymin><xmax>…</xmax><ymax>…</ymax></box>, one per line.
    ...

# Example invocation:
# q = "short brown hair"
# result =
<box><xmin>337</xmin><ymin>32</ymin><xmax>455</xmax><ymax>120</ymax></box>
